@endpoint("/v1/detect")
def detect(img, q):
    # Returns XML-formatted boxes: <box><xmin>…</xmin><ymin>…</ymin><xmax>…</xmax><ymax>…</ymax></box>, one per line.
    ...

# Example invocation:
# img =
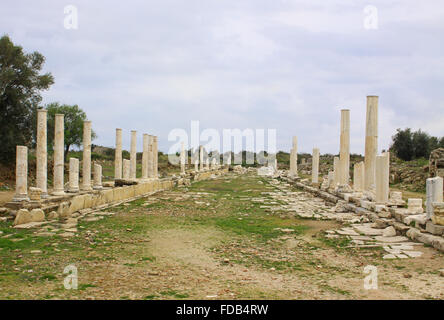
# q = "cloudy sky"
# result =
<box><xmin>1</xmin><ymin>0</ymin><xmax>443</xmax><ymax>154</ymax></box>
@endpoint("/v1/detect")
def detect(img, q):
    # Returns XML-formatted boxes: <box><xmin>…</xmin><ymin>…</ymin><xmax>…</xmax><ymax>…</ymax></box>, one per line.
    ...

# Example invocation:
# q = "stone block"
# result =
<box><xmin>13</xmin><ymin>209</ymin><xmax>32</xmax><ymax>226</ymax></box>
<box><xmin>29</xmin><ymin>209</ymin><xmax>45</xmax><ymax>222</ymax></box>
<box><xmin>425</xmin><ymin>221</ymin><xmax>444</xmax><ymax>236</ymax></box>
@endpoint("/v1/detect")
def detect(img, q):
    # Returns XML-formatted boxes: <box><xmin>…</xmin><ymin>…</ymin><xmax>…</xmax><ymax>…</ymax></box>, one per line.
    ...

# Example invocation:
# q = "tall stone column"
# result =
<box><xmin>364</xmin><ymin>96</ymin><xmax>378</xmax><ymax>191</ymax></box>
<box><xmin>195</xmin><ymin>159</ymin><xmax>199</xmax><ymax>172</ymax></box>
<box><xmin>153</xmin><ymin>136</ymin><xmax>158</xmax><ymax>179</ymax></box>
<box><xmin>339</xmin><ymin>109</ymin><xmax>350</xmax><ymax>185</ymax></box>
<box><xmin>130</xmin><ymin>130</ymin><xmax>137</xmax><ymax>180</ymax></box>
<box><xmin>375</xmin><ymin>152</ymin><xmax>389</xmax><ymax>204</ymax></box>
<box><xmin>115</xmin><ymin>128</ymin><xmax>122</xmax><ymax>179</ymax></box>
<box><xmin>180</xmin><ymin>142</ymin><xmax>186</xmax><ymax>174</ymax></box>
<box><xmin>13</xmin><ymin>146</ymin><xmax>29</xmax><ymax>201</ymax></box>
<box><xmin>353</xmin><ymin>161</ymin><xmax>365</xmax><ymax>192</ymax></box>
<box><xmin>290</xmin><ymin>136</ymin><xmax>298</xmax><ymax>177</ymax></box>
<box><xmin>82</xmin><ymin>121</ymin><xmax>92</xmax><ymax>191</ymax></box>
<box><xmin>426</xmin><ymin>177</ymin><xmax>443</xmax><ymax>220</ymax></box>
<box><xmin>123</xmin><ymin>159</ymin><xmax>130</xmax><ymax>179</ymax></box>
<box><xmin>52</xmin><ymin>114</ymin><xmax>65</xmax><ymax>196</ymax></box>
<box><xmin>93</xmin><ymin>163</ymin><xmax>103</xmax><ymax>190</ymax></box>
<box><xmin>333</xmin><ymin>156</ymin><xmax>340</xmax><ymax>187</ymax></box>
<box><xmin>312</xmin><ymin>148</ymin><xmax>320</xmax><ymax>184</ymax></box>
<box><xmin>36</xmin><ymin>108</ymin><xmax>48</xmax><ymax>198</ymax></box>
<box><xmin>142</xmin><ymin>134</ymin><xmax>149</xmax><ymax>180</ymax></box>
<box><xmin>148</xmin><ymin>135</ymin><xmax>154</xmax><ymax>178</ymax></box>
<box><xmin>68</xmin><ymin>158</ymin><xmax>79</xmax><ymax>193</ymax></box>
<box><xmin>199</xmin><ymin>146</ymin><xmax>204</xmax><ymax>171</ymax></box>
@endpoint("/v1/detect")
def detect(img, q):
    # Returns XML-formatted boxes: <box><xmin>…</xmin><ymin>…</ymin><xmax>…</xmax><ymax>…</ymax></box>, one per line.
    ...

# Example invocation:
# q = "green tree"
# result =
<box><xmin>45</xmin><ymin>103</ymin><xmax>97</xmax><ymax>159</ymax></box>
<box><xmin>439</xmin><ymin>137</ymin><xmax>444</xmax><ymax>149</ymax></box>
<box><xmin>429</xmin><ymin>136</ymin><xmax>439</xmax><ymax>153</ymax></box>
<box><xmin>390</xmin><ymin>128</ymin><xmax>413</xmax><ymax>161</ymax></box>
<box><xmin>0</xmin><ymin>35</ymin><xmax>54</xmax><ymax>164</ymax></box>
<box><xmin>412</xmin><ymin>129</ymin><xmax>431</xmax><ymax>159</ymax></box>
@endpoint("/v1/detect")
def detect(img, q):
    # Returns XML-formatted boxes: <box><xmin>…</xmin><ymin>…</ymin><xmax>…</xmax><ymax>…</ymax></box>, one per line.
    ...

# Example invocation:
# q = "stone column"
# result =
<box><xmin>199</xmin><ymin>146</ymin><xmax>204</xmax><ymax>171</ymax></box>
<box><xmin>68</xmin><ymin>158</ymin><xmax>79</xmax><ymax>193</ymax></box>
<box><xmin>426</xmin><ymin>177</ymin><xmax>443</xmax><ymax>220</ymax></box>
<box><xmin>153</xmin><ymin>136</ymin><xmax>158</xmax><ymax>179</ymax></box>
<box><xmin>333</xmin><ymin>156</ymin><xmax>340</xmax><ymax>187</ymax></box>
<box><xmin>93</xmin><ymin>163</ymin><xmax>103</xmax><ymax>190</ymax></box>
<box><xmin>206</xmin><ymin>158</ymin><xmax>210</xmax><ymax>170</ymax></box>
<box><xmin>82</xmin><ymin>121</ymin><xmax>92</xmax><ymax>191</ymax></box>
<box><xmin>339</xmin><ymin>109</ymin><xmax>350</xmax><ymax>185</ymax></box>
<box><xmin>123</xmin><ymin>159</ymin><xmax>130</xmax><ymax>179</ymax></box>
<box><xmin>142</xmin><ymin>134</ymin><xmax>149</xmax><ymax>179</ymax></box>
<box><xmin>312</xmin><ymin>148</ymin><xmax>320</xmax><ymax>184</ymax></box>
<box><xmin>195</xmin><ymin>160</ymin><xmax>199</xmax><ymax>172</ymax></box>
<box><xmin>52</xmin><ymin>114</ymin><xmax>65</xmax><ymax>196</ymax></box>
<box><xmin>130</xmin><ymin>130</ymin><xmax>137</xmax><ymax>180</ymax></box>
<box><xmin>115</xmin><ymin>128</ymin><xmax>122</xmax><ymax>179</ymax></box>
<box><xmin>13</xmin><ymin>146</ymin><xmax>29</xmax><ymax>201</ymax></box>
<box><xmin>148</xmin><ymin>135</ymin><xmax>154</xmax><ymax>178</ymax></box>
<box><xmin>36</xmin><ymin>108</ymin><xmax>48</xmax><ymax>198</ymax></box>
<box><xmin>180</xmin><ymin>142</ymin><xmax>186</xmax><ymax>174</ymax></box>
<box><xmin>375</xmin><ymin>152</ymin><xmax>389</xmax><ymax>204</ymax></box>
<box><xmin>364</xmin><ymin>96</ymin><xmax>378</xmax><ymax>191</ymax></box>
<box><xmin>327</xmin><ymin>171</ymin><xmax>334</xmax><ymax>189</ymax></box>
<box><xmin>353</xmin><ymin>161</ymin><xmax>365</xmax><ymax>192</ymax></box>
<box><xmin>290</xmin><ymin>136</ymin><xmax>298</xmax><ymax>177</ymax></box>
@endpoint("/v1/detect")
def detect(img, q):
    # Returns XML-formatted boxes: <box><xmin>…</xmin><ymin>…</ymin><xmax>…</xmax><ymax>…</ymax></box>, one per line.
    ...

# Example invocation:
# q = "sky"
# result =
<box><xmin>1</xmin><ymin>0</ymin><xmax>443</xmax><ymax>155</ymax></box>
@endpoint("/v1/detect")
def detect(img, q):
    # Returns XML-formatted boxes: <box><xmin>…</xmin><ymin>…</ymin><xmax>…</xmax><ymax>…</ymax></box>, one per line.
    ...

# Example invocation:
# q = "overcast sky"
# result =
<box><xmin>1</xmin><ymin>0</ymin><xmax>443</xmax><ymax>154</ymax></box>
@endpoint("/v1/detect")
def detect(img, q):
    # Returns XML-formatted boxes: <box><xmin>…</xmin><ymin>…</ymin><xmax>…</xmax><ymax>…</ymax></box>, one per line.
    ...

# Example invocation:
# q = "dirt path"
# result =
<box><xmin>0</xmin><ymin>172</ymin><xmax>442</xmax><ymax>299</ymax></box>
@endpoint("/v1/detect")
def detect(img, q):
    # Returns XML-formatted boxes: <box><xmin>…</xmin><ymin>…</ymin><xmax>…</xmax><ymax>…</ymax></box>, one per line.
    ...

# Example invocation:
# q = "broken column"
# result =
<box><xmin>36</xmin><ymin>108</ymin><xmax>48</xmax><ymax>198</ymax></box>
<box><xmin>375</xmin><ymin>152</ymin><xmax>389</xmax><ymax>204</ymax></box>
<box><xmin>333</xmin><ymin>156</ymin><xmax>340</xmax><ymax>187</ymax></box>
<box><xmin>52</xmin><ymin>114</ymin><xmax>65</xmax><ymax>196</ymax></box>
<box><xmin>289</xmin><ymin>136</ymin><xmax>298</xmax><ymax>177</ymax></box>
<box><xmin>339</xmin><ymin>109</ymin><xmax>350</xmax><ymax>185</ymax></box>
<box><xmin>13</xmin><ymin>146</ymin><xmax>29</xmax><ymax>201</ymax></box>
<box><xmin>199</xmin><ymin>146</ymin><xmax>204</xmax><ymax>171</ymax></box>
<box><xmin>180</xmin><ymin>142</ymin><xmax>186</xmax><ymax>175</ymax></box>
<box><xmin>142</xmin><ymin>133</ymin><xmax>149</xmax><ymax>180</ymax></box>
<box><xmin>426</xmin><ymin>177</ymin><xmax>443</xmax><ymax>220</ymax></box>
<box><xmin>364</xmin><ymin>96</ymin><xmax>378</xmax><ymax>191</ymax></box>
<box><xmin>93</xmin><ymin>163</ymin><xmax>103</xmax><ymax>190</ymax></box>
<box><xmin>194</xmin><ymin>159</ymin><xmax>199</xmax><ymax>172</ymax></box>
<box><xmin>312</xmin><ymin>148</ymin><xmax>320</xmax><ymax>184</ymax></box>
<box><xmin>68</xmin><ymin>158</ymin><xmax>79</xmax><ymax>193</ymax></box>
<box><xmin>81</xmin><ymin>121</ymin><xmax>92</xmax><ymax>191</ymax></box>
<box><xmin>130</xmin><ymin>130</ymin><xmax>137</xmax><ymax>180</ymax></box>
<box><xmin>115</xmin><ymin>128</ymin><xmax>122</xmax><ymax>179</ymax></box>
<box><xmin>353</xmin><ymin>161</ymin><xmax>365</xmax><ymax>192</ymax></box>
<box><xmin>123</xmin><ymin>159</ymin><xmax>130</xmax><ymax>180</ymax></box>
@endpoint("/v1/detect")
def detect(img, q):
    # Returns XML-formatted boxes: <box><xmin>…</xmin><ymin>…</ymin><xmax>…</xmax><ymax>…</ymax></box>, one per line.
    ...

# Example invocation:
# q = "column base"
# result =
<box><xmin>81</xmin><ymin>185</ymin><xmax>93</xmax><ymax>192</ymax></box>
<box><xmin>68</xmin><ymin>188</ymin><xmax>79</xmax><ymax>193</ymax></box>
<box><xmin>93</xmin><ymin>186</ymin><xmax>103</xmax><ymax>190</ymax></box>
<box><xmin>12</xmin><ymin>195</ymin><xmax>29</xmax><ymax>202</ymax></box>
<box><xmin>52</xmin><ymin>190</ymin><xmax>65</xmax><ymax>196</ymax></box>
<box><xmin>40</xmin><ymin>192</ymin><xmax>49</xmax><ymax>199</ymax></box>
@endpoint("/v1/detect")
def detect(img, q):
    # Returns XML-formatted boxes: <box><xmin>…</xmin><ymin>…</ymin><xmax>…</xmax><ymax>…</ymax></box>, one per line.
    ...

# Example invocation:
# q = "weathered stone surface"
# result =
<box><xmin>382</xmin><ymin>226</ymin><xmax>396</xmax><ymax>237</ymax></box>
<box><xmin>30</xmin><ymin>209</ymin><xmax>45</xmax><ymax>222</ymax></box>
<box><xmin>13</xmin><ymin>209</ymin><xmax>32</xmax><ymax>225</ymax></box>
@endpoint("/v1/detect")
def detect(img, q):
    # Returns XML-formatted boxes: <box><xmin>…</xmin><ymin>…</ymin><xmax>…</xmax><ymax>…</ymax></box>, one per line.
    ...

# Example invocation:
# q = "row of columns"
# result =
<box><xmin>114</xmin><ymin>129</ymin><xmax>159</xmax><ymax>181</ymax></box>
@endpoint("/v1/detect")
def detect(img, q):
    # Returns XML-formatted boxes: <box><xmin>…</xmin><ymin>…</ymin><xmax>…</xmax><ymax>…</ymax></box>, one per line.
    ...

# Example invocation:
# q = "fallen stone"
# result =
<box><xmin>382</xmin><ymin>226</ymin><xmax>397</xmax><ymax>237</ymax></box>
<box><xmin>13</xmin><ymin>209</ymin><xmax>32</xmax><ymax>226</ymax></box>
<box><xmin>30</xmin><ymin>209</ymin><xmax>45</xmax><ymax>222</ymax></box>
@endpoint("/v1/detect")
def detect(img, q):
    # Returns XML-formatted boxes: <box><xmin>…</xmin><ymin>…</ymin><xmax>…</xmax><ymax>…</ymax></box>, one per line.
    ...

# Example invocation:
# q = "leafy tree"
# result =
<box><xmin>46</xmin><ymin>103</ymin><xmax>97</xmax><ymax>159</ymax></box>
<box><xmin>439</xmin><ymin>137</ymin><xmax>444</xmax><ymax>149</ymax></box>
<box><xmin>412</xmin><ymin>129</ymin><xmax>431</xmax><ymax>159</ymax></box>
<box><xmin>429</xmin><ymin>136</ymin><xmax>439</xmax><ymax>153</ymax></box>
<box><xmin>0</xmin><ymin>35</ymin><xmax>54</xmax><ymax>164</ymax></box>
<box><xmin>390</xmin><ymin>128</ymin><xmax>413</xmax><ymax>161</ymax></box>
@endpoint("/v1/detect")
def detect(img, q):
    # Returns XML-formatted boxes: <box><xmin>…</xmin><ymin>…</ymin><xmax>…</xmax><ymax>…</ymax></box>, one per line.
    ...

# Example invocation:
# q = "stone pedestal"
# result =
<box><xmin>353</xmin><ymin>161</ymin><xmax>365</xmax><ymax>191</ymax></box>
<box><xmin>123</xmin><ymin>159</ymin><xmax>130</xmax><ymax>180</ymax></box>
<box><xmin>364</xmin><ymin>96</ymin><xmax>378</xmax><ymax>191</ymax></box>
<box><xmin>93</xmin><ymin>163</ymin><xmax>103</xmax><ymax>190</ymax></box>
<box><xmin>375</xmin><ymin>152</ymin><xmax>389</xmax><ymax>204</ymax></box>
<box><xmin>29</xmin><ymin>187</ymin><xmax>42</xmax><ymax>202</ymax></box>
<box><xmin>142</xmin><ymin>133</ymin><xmax>149</xmax><ymax>179</ymax></box>
<box><xmin>82</xmin><ymin>121</ymin><xmax>92</xmax><ymax>191</ymax></box>
<box><xmin>339</xmin><ymin>109</ymin><xmax>350</xmax><ymax>185</ymax></box>
<box><xmin>115</xmin><ymin>128</ymin><xmax>122</xmax><ymax>179</ymax></box>
<box><xmin>68</xmin><ymin>158</ymin><xmax>80</xmax><ymax>193</ymax></box>
<box><xmin>312</xmin><ymin>148</ymin><xmax>320</xmax><ymax>184</ymax></box>
<box><xmin>426</xmin><ymin>177</ymin><xmax>443</xmax><ymax>220</ymax></box>
<box><xmin>36</xmin><ymin>108</ymin><xmax>48</xmax><ymax>198</ymax></box>
<box><xmin>130</xmin><ymin>130</ymin><xmax>137</xmax><ymax>180</ymax></box>
<box><xmin>408</xmin><ymin>198</ymin><xmax>423</xmax><ymax>214</ymax></box>
<box><xmin>52</xmin><ymin>114</ymin><xmax>65</xmax><ymax>196</ymax></box>
<box><xmin>333</xmin><ymin>156</ymin><xmax>340</xmax><ymax>187</ymax></box>
<box><xmin>13</xmin><ymin>146</ymin><xmax>29</xmax><ymax>201</ymax></box>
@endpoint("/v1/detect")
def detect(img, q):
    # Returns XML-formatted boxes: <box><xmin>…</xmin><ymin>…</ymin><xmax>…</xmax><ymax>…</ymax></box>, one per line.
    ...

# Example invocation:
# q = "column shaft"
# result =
<box><xmin>364</xmin><ymin>96</ymin><xmax>378</xmax><ymax>191</ymax></box>
<box><xmin>130</xmin><ymin>130</ymin><xmax>137</xmax><ymax>180</ymax></box>
<box><xmin>142</xmin><ymin>134</ymin><xmax>149</xmax><ymax>179</ymax></box>
<box><xmin>115</xmin><ymin>128</ymin><xmax>122</xmax><ymax>179</ymax></box>
<box><xmin>13</xmin><ymin>146</ymin><xmax>29</xmax><ymax>201</ymax></box>
<box><xmin>68</xmin><ymin>158</ymin><xmax>79</xmax><ymax>192</ymax></box>
<box><xmin>339</xmin><ymin>109</ymin><xmax>350</xmax><ymax>185</ymax></box>
<box><xmin>53</xmin><ymin>114</ymin><xmax>65</xmax><ymax>195</ymax></box>
<box><xmin>36</xmin><ymin>108</ymin><xmax>48</xmax><ymax>197</ymax></box>
<box><xmin>82</xmin><ymin>121</ymin><xmax>92</xmax><ymax>191</ymax></box>
<box><xmin>312</xmin><ymin>148</ymin><xmax>320</xmax><ymax>184</ymax></box>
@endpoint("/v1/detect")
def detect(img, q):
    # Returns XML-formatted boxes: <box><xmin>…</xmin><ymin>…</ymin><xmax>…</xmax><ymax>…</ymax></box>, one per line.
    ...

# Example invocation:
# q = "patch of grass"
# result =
<box><xmin>78</xmin><ymin>283</ymin><xmax>97</xmax><ymax>290</ymax></box>
<box><xmin>320</xmin><ymin>284</ymin><xmax>351</xmax><ymax>296</ymax></box>
<box><xmin>160</xmin><ymin>289</ymin><xmax>189</xmax><ymax>299</ymax></box>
